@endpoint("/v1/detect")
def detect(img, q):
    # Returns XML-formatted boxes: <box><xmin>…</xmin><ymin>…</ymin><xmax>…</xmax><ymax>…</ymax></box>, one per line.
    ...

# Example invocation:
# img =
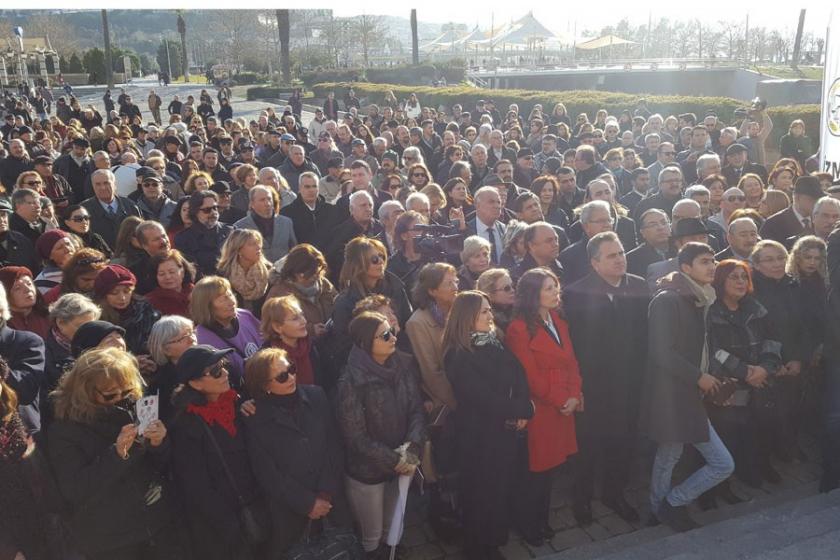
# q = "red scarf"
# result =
<box><xmin>187</xmin><ymin>389</ymin><xmax>238</xmax><ymax>437</ymax></box>
<box><xmin>279</xmin><ymin>336</ymin><xmax>315</xmax><ymax>386</ymax></box>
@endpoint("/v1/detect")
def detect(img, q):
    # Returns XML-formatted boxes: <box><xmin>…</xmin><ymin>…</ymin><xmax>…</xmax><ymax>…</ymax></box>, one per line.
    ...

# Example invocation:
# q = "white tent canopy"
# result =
<box><xmin>575</xmin><ymin>34</ymin><xmax>637</xmax><ymax>50</ymax></box>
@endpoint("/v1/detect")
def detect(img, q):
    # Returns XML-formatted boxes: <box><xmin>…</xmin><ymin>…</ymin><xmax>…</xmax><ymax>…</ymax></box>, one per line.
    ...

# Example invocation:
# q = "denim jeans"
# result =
<box><xmin>650</xmin><ymin>420</ymin><xmax>734</xmax><ymax>511</ymax></box>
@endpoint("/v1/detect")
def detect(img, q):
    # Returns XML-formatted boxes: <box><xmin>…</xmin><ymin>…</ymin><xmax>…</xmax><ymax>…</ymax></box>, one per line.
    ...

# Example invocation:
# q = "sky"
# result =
<box><xmin>19</xmin><ymin>1</ymin><xmax>836</xmax><ymax>40</ymax></box>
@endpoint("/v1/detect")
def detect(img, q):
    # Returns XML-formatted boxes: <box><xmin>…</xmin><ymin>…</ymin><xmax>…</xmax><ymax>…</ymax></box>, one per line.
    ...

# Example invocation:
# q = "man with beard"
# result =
<box><xmin>174</xmin><ymin>191</ymin><xmax>234</xmax><ymax>277</ymax></box>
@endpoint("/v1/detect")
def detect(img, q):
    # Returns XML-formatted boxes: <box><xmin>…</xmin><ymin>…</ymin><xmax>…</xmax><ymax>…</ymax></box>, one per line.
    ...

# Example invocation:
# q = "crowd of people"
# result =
<box><xmin>1</xmin><ymin>79</ymin><xmax>839</xmax><ymax>560</ymax></box>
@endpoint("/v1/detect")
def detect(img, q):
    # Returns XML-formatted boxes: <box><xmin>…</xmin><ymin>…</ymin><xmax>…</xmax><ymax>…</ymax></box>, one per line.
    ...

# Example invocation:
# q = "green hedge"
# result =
<box><xmin>233</xmin><ymin>72</ymin><xmax>268</xmax><ymax>85</ymax></box>
<box><xmin>246</xmin><ymin>87</ymin><xmax>301</xmax><ymax>101</ymax></box>
<box><xmin>312</xmin><ymin>82</ymin><xmax>821</xmax><ymax>149</ymax></box>
<box><xmin>301</xmin><ymin>63</ymin><xmax>465</xmax><ymax>88</ymax></box>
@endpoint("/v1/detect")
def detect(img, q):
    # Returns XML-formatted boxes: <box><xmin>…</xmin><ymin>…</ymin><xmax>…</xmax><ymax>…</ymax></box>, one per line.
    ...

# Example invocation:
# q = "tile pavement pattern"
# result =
<box><xmin>396</xmin><ymin>436</ymin><xmax>825</xmax><ymax>559</ymax></box>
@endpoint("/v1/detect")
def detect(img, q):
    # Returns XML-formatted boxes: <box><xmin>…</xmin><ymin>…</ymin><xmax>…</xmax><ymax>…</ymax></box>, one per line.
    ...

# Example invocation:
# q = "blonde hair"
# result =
<box><xmin>476</xmin><ymin>268</ymin><xmax>511</xmax><ymax>295</ymax></box>
<box><xmin>260</xmin><ymin>296</ymin><xmax>303</xmax><ymax>343</ymax></box>
<box><xmin>190</xmin><ymin>276</ymin><xmax>232</xmax><ymax>327</ymax></box>
<box><xmin>339</xmin><ymin>237</ymin><xmax>388</xmax><ymax>293</ymax></box>
<box><xmin>217</xmin><ymin>229</ymin><xmax>270</xmax><ymax>278</ymax></box>
<box><xmin>787</xmin><ymin>235</ymin><xmax>827</xmax><ymax>282</ymax></box>
<box><xmin>51</xmin><ymin>348</ymin><xmax>144</xmax><ymax>424</ymax></box>
<box><xmin>460</xmin><ymin>235</ymin><xmax>491</xmax><ymax>264</ymax></box>
<box><xmin>184</xmin><ymin>171</ymin><xmax>214</xmax><ymax>194</ymax></box>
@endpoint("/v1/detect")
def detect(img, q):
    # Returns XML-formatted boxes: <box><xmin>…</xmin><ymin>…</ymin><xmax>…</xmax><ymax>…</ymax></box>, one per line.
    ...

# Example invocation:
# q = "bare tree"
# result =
<box><xmin>356</xmin><ymin>14</ymin><xmax>386</xmax><ymax>67</ymax></box>
<box><xmin>720</xmin><ymin>20</ymin><xmax>744</xmax><ymax>60</ymax></box>
<box><xmin>209</xmin><ymin>10</ymin><xmax>257</xmax><ymax>71</ymax></box>
<box><xmin>26</xmin><ymin>13</ymin><xmax>80</xmax><ymax>57</ymax></box>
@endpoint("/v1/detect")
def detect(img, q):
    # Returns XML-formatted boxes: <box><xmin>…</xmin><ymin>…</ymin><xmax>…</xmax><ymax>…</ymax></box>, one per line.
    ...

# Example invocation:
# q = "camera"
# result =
<box><xmin>411</xmin><ymin>223</ymin><xmax>464</xmax><ymax>260</ymax></box>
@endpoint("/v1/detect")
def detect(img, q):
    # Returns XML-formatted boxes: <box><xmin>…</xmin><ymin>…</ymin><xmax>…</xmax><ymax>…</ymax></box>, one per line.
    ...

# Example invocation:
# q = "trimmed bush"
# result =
<box><xmin>246</xmin><ymin>87</ymin><xmax>302</xmax><ymax>101</ymax></box>
<box><xmin>312</xmin><ymin>82</ymin><xmax>821</xmax><ymax>149</ymax></box>
<box><xmin>234</xmin><ymin>72</ymin><xmax>267</xmax><ymax>85</ymax></box>
<box><xmin>301</xmin><ymin>63</ymin><xmax>466</xmax><ymax>88</ymax></box>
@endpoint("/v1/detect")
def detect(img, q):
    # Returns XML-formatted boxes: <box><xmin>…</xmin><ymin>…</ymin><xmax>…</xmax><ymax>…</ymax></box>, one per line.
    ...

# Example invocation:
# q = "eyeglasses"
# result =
<box><xmin>199</xmin><ymin>205</ymin><xmax>219</xmax><ymax>213</ymax></box>
<box><xmin>97</xmin><ymin>387</ymin><xmax>133</xmax><ymax>402</ymax></box>
<box><xmin>494</xmin><ymin>284</ymin><xmax>514</xmax><ymax>293</ymax></box>
<box><xmin>273</xmin><ymin>362</ymin><xmax>297</xmax><ymax>384</ymax></box>
<box><xmin>205</xmin><ymin>360</ymin><xmax>228</xmax><ymax>379</ymax></box>
<box><xmin>376</xmin><ymin>327</ymin><xmax>397</xmax><ymax>342</ymax></box>
<box><xmin>166</xmin><ymin>330</ymin><xmax>196</xmax><ymax>346</ymax></box>
<box><xmin>726</xmin><ymin>195</ymin><xmax>746</xmax><ymax>202</ymax></box>
<box><xmin>369</xmin><ymin>254</ymin><xmax>385</xmax><ymax>265</ymax></box>
<box><xmin>70</xmin><ymin>215</ymin><xmax>91</xmax><ymax>222</ymax></box>
<box><xmin>728</xmin><ymin>273</ymin><xmax>750</xmax><ymax>282</ymax></box>
<box><xmin>642</xmin><ymin>220</ymin><xmax>670</xmax><ymax>229</ymax></box>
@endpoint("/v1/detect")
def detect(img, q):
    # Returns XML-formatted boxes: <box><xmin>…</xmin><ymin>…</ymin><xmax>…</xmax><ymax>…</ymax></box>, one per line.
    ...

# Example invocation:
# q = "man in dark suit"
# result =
<box><xmin>81</xmin><ymin>169</ymin><xmax>142</xmax><ymax>249</ymax></box>
<box><xmin>281</xmin><ymin>171</ymin><xmax>336</xmax><ymax>251</ymax></box>
<box><xmin>8</xmin><ymin>188</ymin><xmax>45</xmax><ymax>245</ymax></box>
<box><xmin>721</xmin><ymin>143</ymin><xmax>768</xmax><ymax>187</ymax></box>
<box><xmin>325</xmin><ymin>190</ymin><xmax>385</xmax><ymax>285</ymax></box>
<box><xmin>759</xmin><ymin>176</ymin><xmax>822</xmax><ymax>244</ymax></box>
<box><xmin>626</xmin><ymin>209</ymin><xmax>670</xmax><ymax>277</ymax></box>
<box><xmin>559</xmin><ymin>200</ymin><xmax>615</xmax><ymax>284</ymax></box>
<box><xmin>715</xmin><ymin>217</ymin><xmax>758</xmax><ymax>261</ymax></box>
<box><xmin>0</xmin><ymin>199</ymin><xmax>40</xmax><ymax>274</ymax></box>
<box><xmin>632</xmin><ymin>166</ymin><xmax>684</xmax><ymax>222</ymax></box>
<box><xmin>465</xmin><ymin>186</ymin><xmax>506</xmax><ymax>265</ymax></box>
<box><xmin>334</xmin><ymin>160</ymin><xmax>393</xmax><ymax>217</ymax></box>
<box><xmin>564</xmin><ymin>231</ymin><xmax>649</xmax><ymax>526</ymax></box>
<box><xmin>513</xmin><ymin>221</ymin><xmax>565</xmax><ymax>283</ymax></box>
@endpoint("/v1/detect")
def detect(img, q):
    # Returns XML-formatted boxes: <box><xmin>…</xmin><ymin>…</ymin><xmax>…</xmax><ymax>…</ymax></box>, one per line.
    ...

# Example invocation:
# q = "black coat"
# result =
<box><xmin>640</xmin><ymin>273</ymin><xmax>712</xmax><ymax>444</ymax></box>
<box><xmin>0</xmin><ymin>325</ymin><xmax>45</xmax><ymax>435</ymax></box>
<box><xmin>759</xmin><ymin>207</ymin><xmax>806</xmax><ymax>245</ymax></box>
<box><xmin>170</xmin><ymin>389</ymin><xmax>264</xmax><ymax>559</ymax></box>
<box><xmin>564</xmin><ymin>273</ymin><xmax>649</xmax><ymax>437</ymax></box>
<box><xmin>751</xmin><ymin>271</ymin><xmax>809</xmax><ymax>362</ymax></box>
<box><xmin>174</xmin><ymin>222</ymin><xmax>235</xmax><ymax>277</ymax></box>
<box><xmin>445</xmin><ymin>343</ymin><xmax>533</xmax><ymax>547</ymax></box>
<box><xmin>81</xmin><ymin>195</ymin><xmax>142</xmax><ymax>249</ymax></box>
<box><xmin>708</xmin><ymin>297</ymin><xmax>782</xmax><ymax>380</ymax></box>
<box><xmin>0</xmin><ymin>230</ymin><xmax>41</xmax><ymax>274</ymax></box>
<box><xmin>46</xmin><ymin>408</ymin><xmax>177</xmax><ymax>556</ymax></box>
<box><xmin>9</xmin><ymin>212</ymin><xmax>44</xmax><ymax>245</ymax></box>
<box><xmin>626</xmin><ymin>243</ymin><xmax>666</xmax><ymax>278</ymax></box>
<box><xmin>280</xmin><ymin>195</ymin><xmax>337</xmax><ymax>250</ymax></box>
<box><xmin>244</xmin><ymin>386</ymin><xmax>346</xmax><ymax>552</ymax></box>
<box><xmin>558</xmin><ymin>238</ymin><xmax>591</xmax><ymax>285</ymax></box>
<box><xmin>324</xmin><ymin>218</ymin><xmax>385</xmax><ymax>286</ymax></box>
<box><xmin>336</xmin><ymin>346</ymin><xmax>426</xmax><ymax>485</ymax></box>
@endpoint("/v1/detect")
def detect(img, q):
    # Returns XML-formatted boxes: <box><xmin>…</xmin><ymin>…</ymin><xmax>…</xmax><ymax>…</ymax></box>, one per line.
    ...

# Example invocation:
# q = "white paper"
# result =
<box><xmin>135</xmin><ymin>395</ymin><xmax>159</xmax><ymax>436</ymax></box>
<box><xmin>386</xmin><ymin>474</ymin><xmax>412</xmax><ymax>549</ymax></box>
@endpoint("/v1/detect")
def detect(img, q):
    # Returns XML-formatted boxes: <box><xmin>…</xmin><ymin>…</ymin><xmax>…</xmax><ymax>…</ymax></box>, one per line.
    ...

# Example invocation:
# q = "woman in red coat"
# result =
<box><xmin>506</xmin><ymin>267</ymin><xmax>582</xmax><ymax>546</ymax></box>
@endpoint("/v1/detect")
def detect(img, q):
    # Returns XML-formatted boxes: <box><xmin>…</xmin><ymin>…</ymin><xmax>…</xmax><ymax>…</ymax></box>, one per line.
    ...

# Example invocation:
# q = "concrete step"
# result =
<box><xmin>547</xmin><ymin>484</ymin><xmax>840</xmax><ymax>560</ymax></box>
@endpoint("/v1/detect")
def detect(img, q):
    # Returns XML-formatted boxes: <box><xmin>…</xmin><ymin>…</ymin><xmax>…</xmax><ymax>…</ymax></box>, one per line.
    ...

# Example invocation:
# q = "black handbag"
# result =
<box><xmin>285</xmin><ymin>519</ymin><xmax>365</xmax><ymax>560</ymax></box>
<box><xmin>200</xmin><ymin>421</ymin><xmax>268</xmax><ymax>546</ymax></box>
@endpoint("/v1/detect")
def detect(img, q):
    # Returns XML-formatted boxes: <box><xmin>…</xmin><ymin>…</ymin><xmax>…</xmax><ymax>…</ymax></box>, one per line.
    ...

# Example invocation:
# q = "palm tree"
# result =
<box><xmin>177</xmin><ymin>11</ymin><xmax>189</xmax><ymax>81</ymax></box>
<box><xmin>276</xmin><ymin>9</ymin><xmax>291</xmax><ymax>84</ymax></box>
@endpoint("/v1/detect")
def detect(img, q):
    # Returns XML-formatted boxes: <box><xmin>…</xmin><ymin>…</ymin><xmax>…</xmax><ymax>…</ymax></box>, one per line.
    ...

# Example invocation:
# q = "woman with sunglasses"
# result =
<box><xmin>477</xmin><ymin>268</ymin><xmax>516</xmax><ymax>335</ymax></box>
<box><xmin>336</xmin><ymin>311</ymin><xmax>426</xmax><ymax>556</ymax></box>
<box><xmin>442</xmin><ymin>291</ymin><xmax>533</xmax><ymax>560</ymax></box>
<box><xmin>331</xmin><ymin>237</ymin><xmax>412</xmax><ymax>365</ymax></box>
<box><xmin>260</xmin><ymin>295</ymin><xmax>328</xmax><ymax>391</ymax></box>
<box><xmin>170</xmin><ymin>345</ymin><xmax>270</xmax><ymax>560</ymax></box>
<box><xmin>47</xmin><ymin>347</ymin><xmax>183</xmax><ymax>560</ymax></box>
<box><xmin>244</xmin><ymin>347</ymin><xmax>349</xmax><ymax>553</ymax></box>
<box><xmin>61</xmin><ymin>203</ymin><xmax>113</xmax><ymax>257</ymax></box>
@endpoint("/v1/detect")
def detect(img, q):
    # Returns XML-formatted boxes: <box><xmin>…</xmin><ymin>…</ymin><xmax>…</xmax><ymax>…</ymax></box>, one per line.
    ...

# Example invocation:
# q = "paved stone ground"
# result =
<box><xmin>394</xmin><ymin>434</ymin><xmax>824</xmax><ymax>560</ymax></box>
<box><xmin>65</xmin><ymin>75</ymin><xmax>311</xmax><ymax>128</ymax></box>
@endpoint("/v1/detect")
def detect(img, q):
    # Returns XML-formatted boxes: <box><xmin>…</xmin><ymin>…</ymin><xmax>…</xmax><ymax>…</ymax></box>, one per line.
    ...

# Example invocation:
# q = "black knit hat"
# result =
<box><xmin>71</xmin><ymin>321</ymin><xmax>126</xmax><ymax>358</ymax></box>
